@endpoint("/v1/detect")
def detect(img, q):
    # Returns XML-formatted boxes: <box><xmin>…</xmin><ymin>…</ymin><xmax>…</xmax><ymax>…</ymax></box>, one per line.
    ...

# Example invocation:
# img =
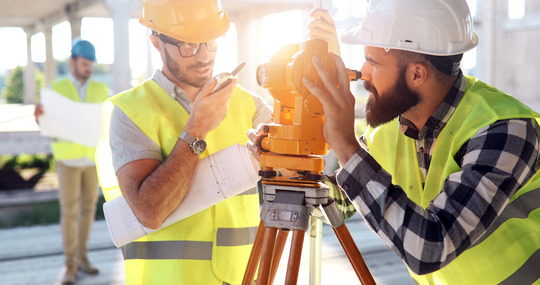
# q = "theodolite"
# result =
<box><xmin>242</xmin><ymin>38</ymin><xmax>375</xmax><ymax>285</ymax></box>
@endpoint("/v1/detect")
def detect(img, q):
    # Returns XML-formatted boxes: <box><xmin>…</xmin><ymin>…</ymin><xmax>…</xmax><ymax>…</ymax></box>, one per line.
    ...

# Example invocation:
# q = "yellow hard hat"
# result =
<box><xmin>139</xmin><ymin>0</ymin><xmax>230</xmax><ymax>43</ymax></box>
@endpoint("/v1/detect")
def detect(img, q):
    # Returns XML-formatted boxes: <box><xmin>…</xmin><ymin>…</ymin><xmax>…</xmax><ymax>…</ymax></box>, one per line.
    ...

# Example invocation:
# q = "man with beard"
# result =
<box><xmin>95</xmin><ymin>0</ymin><xmax>273</xmax><ymax>284</ymax></box>
<box><xmin>34</xmin><ymin>38</ymin><xmax>109</xmax><ymax>284</ymax></box>
<box><xmin>300</xmin><ymin>0</ymin><xmax>540</xmax><ymax>284</ymax></box>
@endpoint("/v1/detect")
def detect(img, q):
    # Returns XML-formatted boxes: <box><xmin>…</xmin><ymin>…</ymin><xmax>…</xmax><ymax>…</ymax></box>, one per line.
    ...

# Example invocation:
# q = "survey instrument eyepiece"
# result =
<box><xmin>349</xmin><ymin>70</ymin><xmax>362</xmax><ymax>81</ymax></box>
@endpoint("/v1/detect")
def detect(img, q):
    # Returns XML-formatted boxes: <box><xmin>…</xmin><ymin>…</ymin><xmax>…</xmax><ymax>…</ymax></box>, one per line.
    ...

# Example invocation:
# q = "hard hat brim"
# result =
<box><xmin>341</xmin><ymin>25</ymin><xmax>479</xmax><ymax>56</ymax></box>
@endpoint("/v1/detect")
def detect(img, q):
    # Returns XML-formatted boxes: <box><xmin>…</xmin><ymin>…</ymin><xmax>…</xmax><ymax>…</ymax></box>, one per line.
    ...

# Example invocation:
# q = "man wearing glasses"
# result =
<box><xmin>95</xmin><ymin>0</ymin><xmax>272</xmax><ymax>284</ymax></box>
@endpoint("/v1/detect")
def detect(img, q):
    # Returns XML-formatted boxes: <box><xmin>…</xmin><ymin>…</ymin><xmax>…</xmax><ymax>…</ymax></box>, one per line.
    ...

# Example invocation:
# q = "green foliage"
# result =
<box><xmin>0</xmin><ymin>154</ymin><xmax>52</xmax><ymax>172</ymax></box>
<box><xmin>355</xmin><ymin>118</ymin><xmax>368</xmax><ymax>137</ymax></box>
<box><xmin>2</xmin><ymin>66</ymin><xmax>44</xmax><ymax>103</ymax></box>
<box><xmin>0</xmin><ymin>154</ymin><xmax>54</xmax><ymax>190</ymax></box>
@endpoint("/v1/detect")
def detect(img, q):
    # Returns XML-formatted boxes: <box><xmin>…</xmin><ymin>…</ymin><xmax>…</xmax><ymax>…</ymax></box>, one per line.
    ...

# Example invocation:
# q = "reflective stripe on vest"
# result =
<box><xmin>366</xmin><ymin>76</ymin><xmax>540</xmax><ymax>284</ymax></box>
<box><xmin>123</xmin><ymin>226</ymin><xmax>258</xmax><ymax>260</ymax></box>
<box><xmin>473</xmin><ymin>187</ymin><xmax>540</xmax><ymax>246</ymax></box>
<box><xmin>500</xmin><ymin>249</ymin><xmax>540</xmax><ymax>285</ymax></box>
<box><xmin>124</xmin><ymin>240</ymin><xmax>213</xmax><ymax>260</ymax></box>
<box><xmin>50</xmin><ymin>78</ymin><xmax>109</xmax><ymax>161</ymax></box>
<box><xmin>99</xmin><ymin>79</ymin><xmax>260</xmax><ymax>284</ymax></box>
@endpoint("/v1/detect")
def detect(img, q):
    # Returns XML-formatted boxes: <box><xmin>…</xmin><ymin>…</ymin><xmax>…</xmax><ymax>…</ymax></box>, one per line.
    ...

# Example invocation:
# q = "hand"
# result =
<box><xmin>307</xmin><ymin>9</ymin><xmax>341</xmax><ymax>56</ymax></box>
<box><xmin>247</xmin><ymin>125</ymin><xmax>298</xmax><ymax>177</ymax></box>
<box><xmin>184</xmin><ymin>77</ymin><xmax>237</xmax><ymax>139</ymax></box>
<box><xmin>302</xmin><ymin>54</ymin><xmax>360</xmax><ymax>164</ymax></box>
<box><xmin>246</xmin><ymin>124</ymin><xmax>267</xmax><ymax>162</ymax></box>
<box><xmin>34</xmin><ymin>104</ymin><xmax>43</xmax><ymax>124</ymax></box>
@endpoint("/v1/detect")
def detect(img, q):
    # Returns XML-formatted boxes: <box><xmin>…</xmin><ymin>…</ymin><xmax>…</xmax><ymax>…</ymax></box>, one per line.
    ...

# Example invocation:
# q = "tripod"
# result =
<box><xmin>241</xmin><ymin>182</ymin><xmax>376</xmax><ymax>285</ymax></box>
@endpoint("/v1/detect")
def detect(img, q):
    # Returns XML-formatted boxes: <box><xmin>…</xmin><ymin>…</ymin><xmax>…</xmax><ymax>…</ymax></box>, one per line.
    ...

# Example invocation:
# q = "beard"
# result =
<box><xmin>364</xmin><ymin>67</ymin><xmax>420</xmax><ymax>127</ymax></box>
<box><xmin>73</xmin><ymin>66</ymin><xmax>90</xmax><ymax>81</ymax></box>
<box><xmin>164</xmin><ymin>48</ymin><xmax>214</xmax><ymax>88</ymax></box>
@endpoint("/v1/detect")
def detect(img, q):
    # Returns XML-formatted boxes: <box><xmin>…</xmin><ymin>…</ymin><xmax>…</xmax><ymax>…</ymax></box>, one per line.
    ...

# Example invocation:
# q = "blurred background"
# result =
<box><xmin>5</xmin><ymin>0</ymin><xmax>539</xmax><ymax>105</ymax></box>
<box><xmin>0</xmin><ymin>0</ymin><xmax>539</xmax><ymax>284</ymax></box>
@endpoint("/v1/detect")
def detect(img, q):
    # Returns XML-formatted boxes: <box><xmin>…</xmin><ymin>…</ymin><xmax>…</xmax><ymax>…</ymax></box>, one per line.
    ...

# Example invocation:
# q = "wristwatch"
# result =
<box><xmin>179</xmin><ymin>130</ymin><xmax>207</xmax><ymax>155</ymax></box>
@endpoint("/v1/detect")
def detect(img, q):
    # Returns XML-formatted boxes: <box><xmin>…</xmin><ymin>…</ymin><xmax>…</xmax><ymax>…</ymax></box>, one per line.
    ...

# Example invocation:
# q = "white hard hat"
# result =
<box><xmin>341</xmin><ymin>0</ymin><xmax>479</xmax><ymax>56</ymax></box>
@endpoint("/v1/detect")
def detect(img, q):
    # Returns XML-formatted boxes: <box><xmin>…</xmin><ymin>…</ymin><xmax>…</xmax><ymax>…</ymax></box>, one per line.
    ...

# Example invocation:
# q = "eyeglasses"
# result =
<box><xmin>157</xmin><ymin>33</ymin><xmax>218</xmax><ymax>58</ymax></box>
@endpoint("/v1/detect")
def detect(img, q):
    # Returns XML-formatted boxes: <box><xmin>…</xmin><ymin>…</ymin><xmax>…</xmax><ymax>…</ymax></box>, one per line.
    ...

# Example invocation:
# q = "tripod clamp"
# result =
<box><xmin>261</xmin><ymin>183</ymin><xmax>329</xmax><ymax>232</ymax></box>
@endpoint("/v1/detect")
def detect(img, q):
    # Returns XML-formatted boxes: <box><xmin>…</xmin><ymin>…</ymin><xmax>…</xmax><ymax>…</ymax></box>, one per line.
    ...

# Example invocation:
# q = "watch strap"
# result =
<box><xmin>179</xmin><ymin>130</ymin><xmax>206</xmax><ymax>155</ymax></box>
<box><xmin>179</xmin><ymin>130</ymin><xmax>196</xmax><ymax>145</ymax></box>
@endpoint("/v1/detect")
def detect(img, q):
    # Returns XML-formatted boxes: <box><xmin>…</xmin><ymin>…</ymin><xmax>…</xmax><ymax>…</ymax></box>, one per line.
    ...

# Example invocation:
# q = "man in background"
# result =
<box><xmin>34</xmin><ymin>38</ymin><xmax>109</xmax><ymax>285</ymax></box>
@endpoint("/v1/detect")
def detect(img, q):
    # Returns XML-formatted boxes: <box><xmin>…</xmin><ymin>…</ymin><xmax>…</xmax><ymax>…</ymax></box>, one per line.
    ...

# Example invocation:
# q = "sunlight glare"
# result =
<box><xmin>262</xmin><ymin>10</ymin><xmax>303</xmax><ymax>61</ymax></box>
<box><xmin>52</xmin><ymin>21</ymin><xmax>71</xmax><ymax>60</ymax></box>
<box><xmin>81</xmin><ymin>17</ymin><xmax>114</xmax><ymax>64</ymax></box>
<box><xmin>508</xmin><ymin>0</ymin><xmax>525</xmax><ymax>19</ymax></box>
<box><xmin>31</xmin><ymin>32</ymin><xmax>45</xmax><ymax>63</ymax></box>
<box><xmin>214</xmin><ymin>23</ymin><xmax>238</xmax><ymax>75</ymax></box>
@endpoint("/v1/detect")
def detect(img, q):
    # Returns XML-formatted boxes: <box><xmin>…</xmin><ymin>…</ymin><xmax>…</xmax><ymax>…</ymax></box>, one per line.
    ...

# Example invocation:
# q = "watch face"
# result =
<box><xmin>192</xmin><ymin>140</ymin><xmax>207</xmax><ymax>154</ymax></box>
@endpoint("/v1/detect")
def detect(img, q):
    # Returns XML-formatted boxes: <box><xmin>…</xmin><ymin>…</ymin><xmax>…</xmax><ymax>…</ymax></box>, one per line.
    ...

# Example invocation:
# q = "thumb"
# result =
<box><xmin>195</xmin><ymin>78</ymin><xmax>218</xmax><ymax>103</ymax></box>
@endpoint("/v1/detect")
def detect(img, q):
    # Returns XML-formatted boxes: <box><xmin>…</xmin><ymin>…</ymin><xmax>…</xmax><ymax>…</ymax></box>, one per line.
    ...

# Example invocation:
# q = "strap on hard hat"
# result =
<box><xmin>425</xmin><ymin>54</ymin><xmax>463</xmax><ymax>77</ymax></box>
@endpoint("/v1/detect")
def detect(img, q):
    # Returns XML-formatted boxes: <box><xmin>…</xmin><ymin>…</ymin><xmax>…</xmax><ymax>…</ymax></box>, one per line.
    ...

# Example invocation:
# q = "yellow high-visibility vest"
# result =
<box><xmin>96</xmin><ymin>79</ymin><xmax>260</xmax><ymax>284</ymax></box>
<box><xmin>50</xmin><ymin>77</ymin><xmax>109</xmax><ymax>161</ymax></box>
<box><xmin>365</xmin><ymin>76</ymin><xmax>540</xmax><ymax>284</ymax></box>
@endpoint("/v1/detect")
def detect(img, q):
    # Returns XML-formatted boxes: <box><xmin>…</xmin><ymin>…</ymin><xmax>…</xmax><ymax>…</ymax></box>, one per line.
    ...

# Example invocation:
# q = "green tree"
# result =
<box><xmin>2</xmin><ymin>66</ymin><xmax>44</xmax><ymax>103</ymax></box>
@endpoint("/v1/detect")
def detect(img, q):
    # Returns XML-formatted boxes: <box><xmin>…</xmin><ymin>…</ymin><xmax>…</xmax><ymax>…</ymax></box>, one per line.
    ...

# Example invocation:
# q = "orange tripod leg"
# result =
<box><xmin>333</xmin><ymin>224</ymin><xmax>376</xmax><ymax>285</ymax></box>
<box><xmin>257</xmin><ymin>226</ymin><xmax>278</xmax><ymax>285</ymax></box>
<box><xmin>243</xmin><ymin>220</ymin><xmax>266</xmax><ymax>285</ymax></box>
<box><xmin>285</xmin><ymin>229</ymin><xmax>306</xmax><ymax>285</ymax></box>
<box><xmin>269</xmin><ymin>229</ymin><xmax>290</xmax><ymax>284</ymax></box>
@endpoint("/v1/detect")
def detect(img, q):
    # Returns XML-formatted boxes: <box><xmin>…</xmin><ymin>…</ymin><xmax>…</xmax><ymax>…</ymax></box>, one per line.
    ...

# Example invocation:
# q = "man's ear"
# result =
<box><xmin>408</xmin><ymin>62</ymin><xmax>428</xmax><ymax>88</ymax></box>
<box><xmin>149</xmin><ymin>34</ymin><xmax>162</xmax><ymax>50</ymax></box>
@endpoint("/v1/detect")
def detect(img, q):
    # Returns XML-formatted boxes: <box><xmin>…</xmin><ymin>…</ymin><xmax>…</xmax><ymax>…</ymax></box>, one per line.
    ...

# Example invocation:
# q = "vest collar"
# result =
<box><xmin>399</xmin><ymin>72</ymin><xmax>467</xmax><ymax>140</ymax></box>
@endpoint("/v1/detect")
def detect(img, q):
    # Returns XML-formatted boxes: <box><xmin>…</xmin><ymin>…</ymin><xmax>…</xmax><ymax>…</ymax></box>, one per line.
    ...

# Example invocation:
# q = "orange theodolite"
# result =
<box><xmin>255</xmin><ymin>38</ymin><xmax>361</xmax><ymax>187</ymax></box>
<box><xmin>243</xmin><ymin>38</ymin><xmax>375</xmax><ymax>285</ymax></box>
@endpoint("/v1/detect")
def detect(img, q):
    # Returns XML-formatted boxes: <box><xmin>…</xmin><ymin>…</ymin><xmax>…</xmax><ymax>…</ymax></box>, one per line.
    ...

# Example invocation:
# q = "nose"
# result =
<box><xmin>359</xmin><ymin>62</ymin><xmax>371</xmax><ymax>81</ymax></box>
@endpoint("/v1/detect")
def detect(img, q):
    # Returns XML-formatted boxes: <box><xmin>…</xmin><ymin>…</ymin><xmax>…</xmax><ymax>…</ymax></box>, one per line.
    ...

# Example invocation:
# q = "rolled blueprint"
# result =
<box><xmin>103</xmin><ymin>143</ymin><xmax>260</xmax><ymax>247</ymax></box>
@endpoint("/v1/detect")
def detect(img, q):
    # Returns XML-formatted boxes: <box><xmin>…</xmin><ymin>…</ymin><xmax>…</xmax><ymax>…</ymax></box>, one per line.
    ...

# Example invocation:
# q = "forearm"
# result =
<box><xmin>336</xmin><ymin>119</ymin><xmax>539</xmax><ymax>274</ymax></box>
<box><xmin>336</xmin><ymin>149</ymin><xmax>459</xmax><ymax>274</ymax></box>
<box><xmin>120</xmin><ymin>140</ymin><xmax>198</xmax><ymax>230</ymax></box>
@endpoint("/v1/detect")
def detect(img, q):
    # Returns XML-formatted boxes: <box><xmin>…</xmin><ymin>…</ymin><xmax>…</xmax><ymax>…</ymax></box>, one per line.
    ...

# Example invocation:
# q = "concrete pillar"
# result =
<box><xmin>23</xmin><ymin>29</ymin><xmax>36</xmax><ymax>104</ymax></box>
<box><xmin>106</xmin><ymin>0</ymin><xmax>138</xmax><ymax>94</ymax></box>
<box><xmin>476</xmin><ymin>0</ymin><xmax>497</xmax><ymax>84</ymax></box>
<box><xmin>69</xmin><ymin>16</ymin><xmax>82</xmax><ymax>41</ymax></box>
<box><xmin>43</xmin><ymin>25</ymin><xmax>57</xmax><ymax>87</ymax></box>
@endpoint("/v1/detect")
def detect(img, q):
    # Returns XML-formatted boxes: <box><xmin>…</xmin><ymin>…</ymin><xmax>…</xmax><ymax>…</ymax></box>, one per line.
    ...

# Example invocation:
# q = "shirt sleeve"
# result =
<box><xmin>250</xmin><ymin>92</ymin><xmax>273</xmax><ymax>127</ymax></box>
<box><xmin>109</xmin><ymin>106</ymin><xmax>163</xmax><ymax>173</ymax></box>
<box><xmin>336</xmin><ymin>118</ymin><xmax>540</xmax><ymax>274</ymax></box>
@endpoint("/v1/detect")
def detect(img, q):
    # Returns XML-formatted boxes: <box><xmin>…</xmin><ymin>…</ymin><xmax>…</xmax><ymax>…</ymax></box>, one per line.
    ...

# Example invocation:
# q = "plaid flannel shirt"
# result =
<box><xmin>333</xmin><ymin>73</ymin><xmax>540</xmax><ymax>274</ymax></box>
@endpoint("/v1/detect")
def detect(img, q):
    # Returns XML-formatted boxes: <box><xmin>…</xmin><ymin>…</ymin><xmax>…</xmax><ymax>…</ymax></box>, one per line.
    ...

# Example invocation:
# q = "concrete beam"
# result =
<box><xmin>36</xmin><ymin>0</ymin><xmax>105</xmax><ymax>29</ymax></box>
